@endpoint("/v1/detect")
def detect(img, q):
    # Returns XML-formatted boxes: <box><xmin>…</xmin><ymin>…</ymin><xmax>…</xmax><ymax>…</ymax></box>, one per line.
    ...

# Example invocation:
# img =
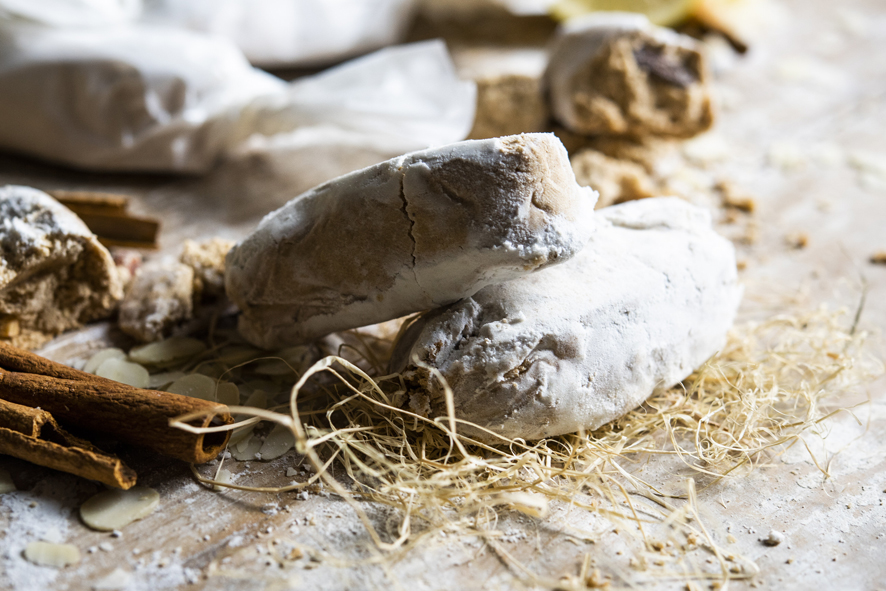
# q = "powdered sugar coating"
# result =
<box><xmin>0</xmin><ymin>185</ymin><xmax>122</xmax><ymax>348</ymax></box>
<box><xmin>391</xmin><ymin>198</ymin><xmax>741</xmax><ymax>441</ymax></box>
<box><xmin>227</xmin><ymin>133</ymin><xmax>597</xmax><ymax>349</ymax></box>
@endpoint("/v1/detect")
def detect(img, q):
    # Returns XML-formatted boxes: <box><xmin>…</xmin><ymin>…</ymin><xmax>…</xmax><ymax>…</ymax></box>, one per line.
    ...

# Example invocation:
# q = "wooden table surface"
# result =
<box><xmin>1</xmin><ymin>1</ymin><xmax>885</xmax><ymax>589</ymax></box>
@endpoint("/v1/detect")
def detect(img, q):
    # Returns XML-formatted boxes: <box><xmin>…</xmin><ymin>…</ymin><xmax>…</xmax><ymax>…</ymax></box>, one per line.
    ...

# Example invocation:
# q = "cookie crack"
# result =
<box><xmin>397</xmin><ymin>169</ymin><xmax>429</xmax><ymax>301</ymax></box>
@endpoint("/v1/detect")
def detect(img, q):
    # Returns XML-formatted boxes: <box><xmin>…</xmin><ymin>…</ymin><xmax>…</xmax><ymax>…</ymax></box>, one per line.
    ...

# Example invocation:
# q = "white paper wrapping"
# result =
<box><xmin>0</xmin><ymin>0</ymin><xmax>140</xmax><ymax>26</ymax></box>
<box><xmin>172</xmin><ymin>41</ymin><xmax>477</xmax><ymax>214</ymax></box>
<box><xmin>140</xmin><ymin>0</ymin><xmax>417</xmax><ymax>68</ymax></box>
<box><xmin>0</xmin><ymin>7</ymin><xmax>475</xmax><ymax>174</ymax></box>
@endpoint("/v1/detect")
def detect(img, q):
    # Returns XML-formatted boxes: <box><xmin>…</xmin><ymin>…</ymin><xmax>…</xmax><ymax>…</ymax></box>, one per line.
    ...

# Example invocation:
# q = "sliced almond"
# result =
<box><xmin>129</xmin><ymin>337</ymin><xmax>206</xmax><ymax>366</ymax></box>
<box><xmin>215</xmin><ymin>381</ymin><xmax>240</xmax><ymax>406</ymax></box>
<box><xmin>24</xmin><ymin>541</ymin><xmax>81</xmax><ymax>567</ymax></box>
<box><xmin>167</xmin><ymin>374</ymin><xmax>217</xmax><ymax>401</ymax></box>
<box><xmin>95</xmin><ymin>359</ymin><xmax>149</xmax><ymax>388</ymax></box>
<box><xmin>84</xmin><ymin>348</ymin><xmax>126</xmax><ymax>375</ymax></box>
<box><xmin>80</xmin><ymin>487</ymin><xmax>159</xmax><ymax>532</ymax></box>
<box><xmin>258</xmin><ymin>424</ymin><xmax>295</xmax><ymax>461</ymax></box>
<box><xmin>231</xmin><ymin>434</ymin><xmax>262</xmax><ymax>461</ymax></box>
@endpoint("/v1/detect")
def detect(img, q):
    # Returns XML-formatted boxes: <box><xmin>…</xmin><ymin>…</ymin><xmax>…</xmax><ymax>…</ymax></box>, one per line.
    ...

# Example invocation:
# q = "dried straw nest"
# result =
<box><xmin>166</xmin><ymin>303</ymin><xmax>881</xmax><ymax>588</ymax></box>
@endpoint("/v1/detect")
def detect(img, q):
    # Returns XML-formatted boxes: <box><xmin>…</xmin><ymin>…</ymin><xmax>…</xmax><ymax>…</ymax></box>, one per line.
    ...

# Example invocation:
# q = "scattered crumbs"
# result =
<box><xmin>727</xmin><ymin>534</ymin><xmax>737</xmax><ymax>544</ymax></box>
<box><xmin>286</xmin><ymin>467</ymin><xmax>299</xmax><ymax>477</ymax></box>
<box><xmin>786</xmin><ymin>232</ymin><xmax>809</xmax><ymax>249</ymax></box>
<box><xmin>88</xmin><ymin>546</ymin><xmax>98</xmax><ymax>554</ymax></box>
<box><xmin>786</xmin><ymin>557</ymin><xmax>794</xmax><ymax>564</ymax></box>
<box><xmin>227</xmin><ymin>535</ymin><xmax>245</xmax><ymax>548</ymax></box>
<box><xmin>869</xmin><ymin>252</ymin><xmax>886</xmax><ymax>265</ymax></box>
<box><xmin>716</xmin><ymin>180</ymin><xmax>756</xmax><ymax>213</ymax></box>
<box><xmin>499</xmin><ymin>529</ymin><xmax>528</xmax><ymax>543</ymax></box>
<box><xmin>184</xmin><ymin>568</ymin><xmax>201</xmax><ymax>584</ymax></box>
<box><xmin>736</xmin><ymin>260</ymin><xmax>748</xmax><ymax>271</ymax></box>
<box><xmin>762</xmin><ymin>530</ymin><xmax>785</xmax><ymax>547</ymax></box>
<box><xmin>111</xmin><ymin>530</ymin><xmax>122</xmax><ymax>538</ymax></box>
<box><xmin>202</xmin><ymin>535</ymin><xmax>210</xmax><ymax>542</ymax></box>
<box><xmin>132</xmin><ymin>548</ymin><xmax>141</xmax><ymax>555</ymax></box>
<box><xmin>261</xmin><ymin>503</ymin><xmax>279</xmax><ymax>516</ymax></box>
<box><xmin>99</xmin><ymin>542</ymin><xmax>114</xmax><ymax>552</ymax></box>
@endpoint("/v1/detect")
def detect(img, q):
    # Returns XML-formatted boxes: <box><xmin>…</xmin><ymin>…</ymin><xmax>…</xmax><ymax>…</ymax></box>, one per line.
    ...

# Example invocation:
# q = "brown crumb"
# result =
<box><xmin>571</xmin><ymin>149</ymin><xmax>657</xmax><ymax>208</ymax></box>
<box><xmin>180</xmin><ymin>238</ymin><xmax>235</xmax><ymax>298</ymax></box>
<box><xmin>869</xmin><ymin>251</ymin><xmax>886</xmax><ymax>265</ymax></box>
<box><xmin>0</xmin><ymin>316</ymin><xmax>20</xmax><ymax>339</ymax></box>
<box><xmin>787</xmin><ymin>232</ymin><xmax>809</xmax><ymax>249</ymax></box>
<box><xmin>736</xmin><ymin>260</ymin><xmax>748</xmax><ymax>271</ymax></box>
<box><xmin>716</xmin><ymin>180</ymin><xmax>756</xmax><ymax>213</ymax></box>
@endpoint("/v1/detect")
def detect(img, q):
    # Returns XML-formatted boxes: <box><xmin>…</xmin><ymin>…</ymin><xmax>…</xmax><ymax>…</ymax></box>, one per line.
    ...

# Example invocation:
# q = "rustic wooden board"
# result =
<box><xmin>1</xmin><ymin>0</ymin><xmax>885</xmax><ymax>589</ymax></box>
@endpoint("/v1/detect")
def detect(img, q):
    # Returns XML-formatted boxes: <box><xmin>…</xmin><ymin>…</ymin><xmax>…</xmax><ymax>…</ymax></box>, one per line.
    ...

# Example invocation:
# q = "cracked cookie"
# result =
<box><xmin>390</xmin><ymin>198</ymin><xmax>741</xmax><ymax>442</ymax></box>
<box><xmin>225</xmin><ymin>133</ymin><xmax>597</xmax><ymax>349</ymax></box>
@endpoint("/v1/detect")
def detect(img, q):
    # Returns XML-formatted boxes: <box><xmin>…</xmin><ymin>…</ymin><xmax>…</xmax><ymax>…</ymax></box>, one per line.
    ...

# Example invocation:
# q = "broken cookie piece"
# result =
<box><xmin>119</xmin><ymin>261</ymin><xmax>195</xmax><ymax>343</ymax></box>
<box><xmin>180</xmin><ymin>238</ymin><xmax>235</xmax><ymax>298</ymax></box>
<box><xmin>119</xmin><ymin>238</ymin><xmax>236</xmax><ymax>342</ymax></box>
<box><xmin>545</xmin><ymin>13</ymin><xmax>713</xmax><ymax>138</ymax></box>
<box><xmin>571</xmin><ymin>148</ymin><xmax>657</xmax><ymax>208</ymax></box>
<box><xmin>226</xmin><ymin>133</ymin><xmax>597</xmax><ymax>349</ymax></box>
<box><xmin>391</xmin><ymin>198</ymin><xmax>741</xmax><ymax>442</ymax></box>
<box><xmin>0</xmin><ymin>185</ymin><xmax>123</xmax><ymax>349</ymax></box>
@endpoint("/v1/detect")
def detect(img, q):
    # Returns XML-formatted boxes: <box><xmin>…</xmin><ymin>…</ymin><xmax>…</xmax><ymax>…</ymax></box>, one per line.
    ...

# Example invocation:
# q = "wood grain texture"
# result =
<box><xmin>0</xmin><ymin>1</ymin><xmax>884</xmax><ymax>588</ymax></box>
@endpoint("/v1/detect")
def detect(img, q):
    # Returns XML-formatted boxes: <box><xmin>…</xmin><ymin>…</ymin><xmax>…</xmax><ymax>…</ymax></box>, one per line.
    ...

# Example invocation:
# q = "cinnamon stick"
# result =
<box><xmin>0</xmin><ymin>398</ymin><xmax>136</xmax><ymax>489</ymax></box>
<box><xmin>49</xmin><ymin>190</ymin><xmax>130</xmax><ymax>213</ymax></box>
<box><xmin>47</xmin><ymin>190</ymin><xmax>160</xmax><ymax>250</ymax></box>
<box><xmin>0</xmin><ymin>344</ymin><xmax>232</xmax><ymax>464</ymax></box>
